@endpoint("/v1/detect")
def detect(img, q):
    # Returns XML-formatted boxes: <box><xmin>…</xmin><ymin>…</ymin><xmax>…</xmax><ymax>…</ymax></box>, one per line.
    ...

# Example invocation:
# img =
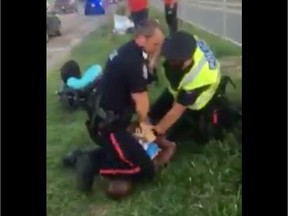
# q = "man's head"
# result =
<box><xmin>161</xmin><ymin>31</ymin><xmax>197</xmax><ymax>70</ymax></box>
<box><xmin>134</xmin><ymin>19</ymin><xmax>165</xmax><ymax>55</ymax></box>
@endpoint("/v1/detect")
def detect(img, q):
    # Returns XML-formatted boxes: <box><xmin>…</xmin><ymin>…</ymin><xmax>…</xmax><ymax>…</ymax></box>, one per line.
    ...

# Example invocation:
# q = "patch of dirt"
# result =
<box><xmin>219</xmin><ymin>56</ymin><xmax>242</xmax><ymax>79</ymax></box>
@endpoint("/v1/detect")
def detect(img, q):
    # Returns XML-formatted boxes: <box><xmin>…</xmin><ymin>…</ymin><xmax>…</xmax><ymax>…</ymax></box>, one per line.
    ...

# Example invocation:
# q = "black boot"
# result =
<box><xmin>62</xmin><ymin>149</ymin><xmax>83</xmax><ymax>169</ymax></box>
<box><xmin>76</xmin><ymin>150</ymin><xmax>100</xmax><ymax>193</ymax></box>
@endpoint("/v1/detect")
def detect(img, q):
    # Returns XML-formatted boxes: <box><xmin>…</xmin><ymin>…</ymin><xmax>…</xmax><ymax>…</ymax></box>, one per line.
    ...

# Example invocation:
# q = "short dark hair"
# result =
<box><xmin>134</xmin><ymin>19</ymin><xmax>161</xmax><ymax>38</ymax></box>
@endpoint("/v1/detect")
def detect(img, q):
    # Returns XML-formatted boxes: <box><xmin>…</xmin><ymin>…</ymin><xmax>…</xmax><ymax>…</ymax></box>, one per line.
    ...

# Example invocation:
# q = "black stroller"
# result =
<box><xmin>56</xmin><ymin>60</ymin><xmax>102</xmax><ymax>112</ymax></box>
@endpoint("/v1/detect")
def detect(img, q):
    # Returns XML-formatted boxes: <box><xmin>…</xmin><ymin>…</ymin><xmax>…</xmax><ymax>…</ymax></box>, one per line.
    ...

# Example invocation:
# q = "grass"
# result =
<box><xmin>47</xmin><ymin>8</ymin><xmax>242</xmax><ymax>216</ymax></box>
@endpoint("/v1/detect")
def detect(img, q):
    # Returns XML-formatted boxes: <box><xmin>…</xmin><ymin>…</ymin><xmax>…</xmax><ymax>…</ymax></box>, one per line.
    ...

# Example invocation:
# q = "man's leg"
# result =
<box><xmin>164</xmin><ymin>4</ymin><xmax>178</xmax><ymax>35</ymax></box>
<box><xmin>130</xmin><ymin>12</ymin><xmax>137</xmax><ymax>27</ymax></box>
<box><xmin>130</xmin><ymin>11</ymin><xmax>141</xmax><ymax>27</ymax></box>
<box><xmin>166</xmin><ymin>109</ymin><xmax>198</xmax><ymax>142</ymax></box>
<box><xmin>164</xmin><ymin>5</ymin><xmax>171</xmax><ymax>32</ymax></box>
<box><xmin>170</xmin><ymin>3</ymin><xmax>178</xmax><ymax>34</ymax></box>
<box><xmin>140</xmin><ymin>8</ymin><xmax>149</xmax><ymax>23</ymax></box>
<box><xmin>75</xmin><ymin>147</ymin><xmax>107</xmax><ymax>192</ymax></box>
<box><xmin>149</xmin><ymin>88</ymin><xmax>174</xmax><ymax>124</ymax></box>
<box><xmin>168</xmin><ymin>108</ymin><xmax>217</xmax><ymax>144</ymax></box>
<box><xmin>131</xmin><ymin>8</ymin><xmax>149</xmax><ymax>27</ymax></box>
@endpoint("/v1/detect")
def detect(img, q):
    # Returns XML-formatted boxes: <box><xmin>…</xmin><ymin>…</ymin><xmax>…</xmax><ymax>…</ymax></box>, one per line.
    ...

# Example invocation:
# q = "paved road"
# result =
<box><xmin>47</xmin><ymin>13</ymin><xmax>106</xmax><ymax>71</ymax></box>
<box><xmin>152</xmin><ymin>0</ymin><xmax>242</xmax><ymax>45</ymax></box>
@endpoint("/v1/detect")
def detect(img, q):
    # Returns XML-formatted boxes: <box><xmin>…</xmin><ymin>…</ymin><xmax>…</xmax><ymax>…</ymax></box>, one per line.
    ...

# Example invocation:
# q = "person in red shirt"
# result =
<box><xmin>126</xmin><ymin>0</ymin><xmax>149</xmax><ymax>27</ymax></box>
<box><xmin>164</xmin><ymin>0</ymin><xmax>178</xmax><ymax>35</ymax></box>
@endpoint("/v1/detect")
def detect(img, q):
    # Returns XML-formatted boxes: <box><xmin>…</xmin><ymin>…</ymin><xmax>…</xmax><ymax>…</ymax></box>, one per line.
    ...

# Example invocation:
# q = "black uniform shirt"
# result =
<box><xmin>99</xmin><ymin>40</ymin><xmax>150</xmax><ymax>114</ymax></box>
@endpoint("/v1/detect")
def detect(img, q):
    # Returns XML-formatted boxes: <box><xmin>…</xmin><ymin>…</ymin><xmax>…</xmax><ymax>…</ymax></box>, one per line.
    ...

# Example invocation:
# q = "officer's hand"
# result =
<box><xmin>139</xmin><ymin>122</ymin><xmax>156</xmax><ymax>142</ymax></box>
<box><xmin>152</xmin><ymin>125</ymin><xmax>166</xmax><ymax>136</ymax></box>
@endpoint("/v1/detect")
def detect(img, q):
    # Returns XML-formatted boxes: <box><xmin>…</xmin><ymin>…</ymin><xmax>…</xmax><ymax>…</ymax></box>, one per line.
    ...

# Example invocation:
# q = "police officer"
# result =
<box><xmin>149</xmin><ymin>31</ymin><xmax>221</xmax><ymax>141</ymax></box>
<box><xmin>67</xmin><ymin>20</ymin><xmax>171</xmax><ymax>197</ymax></box>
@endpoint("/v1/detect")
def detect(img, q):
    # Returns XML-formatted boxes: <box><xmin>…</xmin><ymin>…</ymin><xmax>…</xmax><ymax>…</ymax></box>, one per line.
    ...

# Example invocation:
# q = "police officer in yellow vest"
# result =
<box><xmin>149</xmin><ymin>31</ymin><xmax>221</xmax><ymax>140</ymax></box>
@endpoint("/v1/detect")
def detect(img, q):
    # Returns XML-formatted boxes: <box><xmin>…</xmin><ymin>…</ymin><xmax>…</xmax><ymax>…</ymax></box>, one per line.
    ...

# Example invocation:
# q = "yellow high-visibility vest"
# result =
<box><xmin>166</xmin><ymin>39</ymin><xmax>221</xmax><ymax>110</ymax></box>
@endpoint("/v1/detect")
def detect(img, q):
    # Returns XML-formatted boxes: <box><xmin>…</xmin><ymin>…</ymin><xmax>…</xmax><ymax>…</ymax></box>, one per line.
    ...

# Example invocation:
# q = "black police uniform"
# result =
<box><xmin>75</xmin><ymin>40</ymin><xmax>156</xmax><ymax>191</ymax></box>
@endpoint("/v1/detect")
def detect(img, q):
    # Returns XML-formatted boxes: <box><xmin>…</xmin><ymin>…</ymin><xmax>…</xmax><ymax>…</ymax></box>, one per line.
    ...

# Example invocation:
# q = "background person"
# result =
<box><xmin>164</xmin><ymin>0</ymin><xmax>178</xmax><ymax>35</ymax></box>
<box><xmin>126</xmin><ymin>0</ymin><xmax>149</xmax><ymax>27</ymax></box>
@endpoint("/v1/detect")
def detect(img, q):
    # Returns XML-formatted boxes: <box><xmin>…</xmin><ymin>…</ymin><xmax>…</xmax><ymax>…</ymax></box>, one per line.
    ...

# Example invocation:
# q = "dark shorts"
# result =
<box><xmin>130</xmin><ymin>8</ymin><xmax>149</xmax><ymax>27</ymax></box>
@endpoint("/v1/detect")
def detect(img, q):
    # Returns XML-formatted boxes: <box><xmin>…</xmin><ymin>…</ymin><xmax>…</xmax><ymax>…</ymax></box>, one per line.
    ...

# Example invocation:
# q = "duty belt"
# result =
<box><xmin>97</xmin><ymin>108</ymin><xmax>120</xmax><ymax>125</ymax></box>
<box><xmin>94</xmin><ymin>95</ymin><xmax>131</xmax><ymax>125</ymax></box>
<box><xmin>90</xmin><ymin>93</ymin><xmax>118</xmax><ymax>125</ymax></box>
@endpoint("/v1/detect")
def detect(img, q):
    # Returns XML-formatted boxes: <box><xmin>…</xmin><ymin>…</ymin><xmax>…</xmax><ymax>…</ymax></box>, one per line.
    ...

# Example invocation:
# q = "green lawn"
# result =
<box><xmin>47</xmin><ymin>8</ymin><xmax>242</xmax><ymax>216</ymax></box>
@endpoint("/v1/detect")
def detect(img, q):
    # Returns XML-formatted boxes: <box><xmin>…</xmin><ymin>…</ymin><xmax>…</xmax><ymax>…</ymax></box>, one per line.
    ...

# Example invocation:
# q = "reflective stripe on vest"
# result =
<box><xmin>167</xmin><ymin>55</ymin><xmax>220</xmax><ymax>110</ymax></box>
<box><xmin>180</xmin><ymin>55</ymin><xmax>207</xmax><ymax>87</ymax></box>
<box><xmin>188</xmin><ymin>71</ymin><xmax>221</xmax><ymax>110</ymax></box>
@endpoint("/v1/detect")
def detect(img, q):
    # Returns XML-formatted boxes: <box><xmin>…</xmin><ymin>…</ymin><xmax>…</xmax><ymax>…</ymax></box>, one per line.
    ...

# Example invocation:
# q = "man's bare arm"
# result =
<box><xmin>131</xmin><ymin>92</ymin><xmax>150</xmax><ymax>122</ymax></box>
<box><xmin>154</xmin><ymin>102</ymin><xmax>186</xmax><ymax>134</ymax></box>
